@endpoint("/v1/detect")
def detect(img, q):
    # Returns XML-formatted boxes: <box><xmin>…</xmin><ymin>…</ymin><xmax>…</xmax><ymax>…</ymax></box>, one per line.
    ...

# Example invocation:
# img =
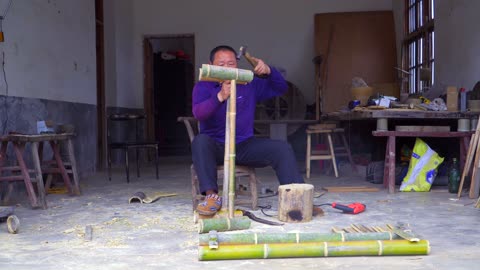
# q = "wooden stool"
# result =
<box><xmin>191</xmin><ymin>164</ymin><xmax>258</xmax><ymax>210</ymax></box>
<box><xmin>305</xmin><ymin>126</ymin><xmax>357</xmax><ymax>178</ymax></box>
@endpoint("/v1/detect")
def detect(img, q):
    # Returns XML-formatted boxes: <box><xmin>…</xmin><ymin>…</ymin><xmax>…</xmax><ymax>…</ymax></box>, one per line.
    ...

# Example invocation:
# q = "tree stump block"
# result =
<box><xmin>278</xmin><ymin>183</ymin><xmax>314</xmax><ymax>223</ymax></box>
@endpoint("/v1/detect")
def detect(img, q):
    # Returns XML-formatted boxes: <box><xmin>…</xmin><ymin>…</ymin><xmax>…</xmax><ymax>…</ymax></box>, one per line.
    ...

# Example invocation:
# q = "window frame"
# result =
<box><xmin>403</xmin><ymin>0</ymin><xmax>434</xmax><ymax>94</ymax></box>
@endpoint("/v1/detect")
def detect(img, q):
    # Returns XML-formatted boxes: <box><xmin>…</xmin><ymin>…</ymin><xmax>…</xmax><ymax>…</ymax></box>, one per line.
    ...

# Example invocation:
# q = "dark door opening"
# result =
<box><xmin>143</xmin><ymin>35</ymin><xmax>195</xmax><ymax>156</ymax></box>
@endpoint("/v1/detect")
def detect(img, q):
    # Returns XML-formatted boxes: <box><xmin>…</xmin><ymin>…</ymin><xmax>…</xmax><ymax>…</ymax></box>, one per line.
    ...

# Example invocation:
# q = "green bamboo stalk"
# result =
<box><xmin>222</xmin><ymin>95</ymin><xmax>230</xmax><ymax>209</ymax></box>
<box><xmin>198</xmin><ymin>216</ymin><xmax>251</xmax><ymax>234</ymax></box>
<box><xmin>198</xmin><ymin>240</ymin><xmax>430</xmax><ymax>260</ymax></box>
<box><xmin>198</xmin><ymin>232</ymin><xmax>399</xmax><ymax>246</ymax></box>
<box><xmin>228</xmin><ymin>81</ymin><xmax>236</xmax><ymax>218</ymax></box>
<box><xmin>200</xmin><ymin>64</ymin><xmax>254</xmax><ymax>83</ymax></box>
<box><xmin>198</xmin><ymin>70</ymin><xmax>248</xmax><ymax>84</ymax></box>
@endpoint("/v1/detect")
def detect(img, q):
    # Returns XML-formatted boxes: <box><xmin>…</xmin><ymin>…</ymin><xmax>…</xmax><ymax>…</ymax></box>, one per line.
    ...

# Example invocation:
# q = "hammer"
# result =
<box><xmin>237</xmin><ymin>46</ymin><xmax>259</xmax><ymax>67</ymax></box>
<box><xmin>237</xmin><ymin>46</ymin><xmax>267</xmax><ymax>78</ymax></box>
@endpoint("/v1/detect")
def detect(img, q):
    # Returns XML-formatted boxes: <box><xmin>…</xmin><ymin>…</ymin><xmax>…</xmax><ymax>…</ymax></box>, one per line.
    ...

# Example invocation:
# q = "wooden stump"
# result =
<box><xmin>278</xmin><ymin>183</ymin><xmax>314</xmax><ymax>223</ymax></box>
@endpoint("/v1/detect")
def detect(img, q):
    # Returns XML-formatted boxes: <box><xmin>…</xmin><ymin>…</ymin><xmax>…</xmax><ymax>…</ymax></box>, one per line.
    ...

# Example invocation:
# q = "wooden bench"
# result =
<box><xmin>0</xmin><ymin>133</ymin><xmax>80</xmax><ymax>209</ymax></box>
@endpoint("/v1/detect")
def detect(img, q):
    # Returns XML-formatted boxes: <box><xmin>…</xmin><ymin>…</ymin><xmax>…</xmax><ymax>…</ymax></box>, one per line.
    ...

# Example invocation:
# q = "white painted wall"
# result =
<box><xmin>1</xmin><ymin>0</ymin><xmax>96</xmax><ymax>104</ymax></box>
<box><xmin>435</xmin><ymin>0</ymin><xmax>480</xmax><ymax>90</ymax></box>
<box><xmin>106</xmin><ymin>0</ymin><xmax>393</xmax><ymax>109</ymax></box>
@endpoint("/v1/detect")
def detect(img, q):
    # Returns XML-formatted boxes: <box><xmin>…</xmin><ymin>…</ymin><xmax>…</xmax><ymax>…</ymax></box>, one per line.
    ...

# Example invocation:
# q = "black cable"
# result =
<box><xmin>313</xmin><ymin>203</ymin><xmax>332</xmax><ymax>207</ymax></box>
<box><xmin>1</xmin><ymin>51</ymin><xmax>7</xmax><ymax>135</ymax></box>
<box><xmin>258</xmin><ymin>205</ymin><xmax>276</xmax><ymax>217</ymax></box>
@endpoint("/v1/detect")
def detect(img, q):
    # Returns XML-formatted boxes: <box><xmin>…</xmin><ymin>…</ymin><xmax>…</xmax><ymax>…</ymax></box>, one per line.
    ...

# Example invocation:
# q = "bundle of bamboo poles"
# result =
<box><xmin>198</xmin><ymin>229</ymin><xmax>429</xmax><ymax>260</ymax></box>
<box><xmin>333</xmin><ymin>224</ymin><xmax>420</xmax><ymax>242</ymax></box>
<box><xmin>458</xmin><ymin>118</ymin><xmax>480</xmax><ymax>199</ymax></box>
<box><xmin>332</xmin><ymin>224</ymin><xmax>405</xmax><ymax>234</ymax></box>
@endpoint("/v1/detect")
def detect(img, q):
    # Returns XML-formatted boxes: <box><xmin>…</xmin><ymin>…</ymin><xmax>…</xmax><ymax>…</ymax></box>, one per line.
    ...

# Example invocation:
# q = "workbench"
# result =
<box><xmin>326</xmin><ymin>108</ymin><xmax>480</xmax><ymax>193</ymax></box>
<box><xmin>0</xmin><ymin>133</ymin><xmax>80</xmax><ymax>209</ymax></box>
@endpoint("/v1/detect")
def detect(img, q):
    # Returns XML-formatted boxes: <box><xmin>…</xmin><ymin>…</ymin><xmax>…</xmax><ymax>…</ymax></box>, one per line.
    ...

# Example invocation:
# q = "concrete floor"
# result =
<box><xmin>1</xmin><ymin>156</ymin><xmax>479</xmax><ymax>269</ymax></box>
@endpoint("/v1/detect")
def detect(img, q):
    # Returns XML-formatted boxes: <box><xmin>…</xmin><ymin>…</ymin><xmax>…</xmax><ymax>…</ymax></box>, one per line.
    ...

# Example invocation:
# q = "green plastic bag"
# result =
<box><xmin>400</xmin><ymin>138</ymin><xmax>444</xmax><ymax>192</ymax></box>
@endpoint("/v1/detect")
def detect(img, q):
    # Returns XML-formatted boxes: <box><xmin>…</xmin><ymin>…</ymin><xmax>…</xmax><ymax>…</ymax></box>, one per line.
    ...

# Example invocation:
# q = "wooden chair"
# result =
<box><xmin>305</xmin><ymin>123</ymin><xmax>357</xmax><ymax>178</ymax></box>
<box><xmin>177</xmin><ymin>116</ymin><xmax>258</xmax><ymax>210</ymax></box>
<box><xmin>107</xmin><ymin>113</ymin><xmax>159</xmax><ymax>183</ymax></box>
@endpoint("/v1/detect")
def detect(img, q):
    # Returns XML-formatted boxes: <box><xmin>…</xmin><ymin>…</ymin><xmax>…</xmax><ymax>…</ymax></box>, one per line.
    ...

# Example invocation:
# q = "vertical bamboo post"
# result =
<box><xmin>222</xmin><ymin>95</ymin><xmax>230</xmax><ymax>208</ymax></box>
<box><xmin>228</xmin><ymin>80</ymin><xmax>237</xmax><ymax>218</ymax></box>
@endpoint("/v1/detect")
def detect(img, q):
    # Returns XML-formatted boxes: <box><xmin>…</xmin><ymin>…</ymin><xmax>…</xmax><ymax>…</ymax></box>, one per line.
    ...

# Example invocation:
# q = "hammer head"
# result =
<box><xmin>236</xmin><ymin>46</ymin><xmax>247</xmax><ymax>60</ymax></box>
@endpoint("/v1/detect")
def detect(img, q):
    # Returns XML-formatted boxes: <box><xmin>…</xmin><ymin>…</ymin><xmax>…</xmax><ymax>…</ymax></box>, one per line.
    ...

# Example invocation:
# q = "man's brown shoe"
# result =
<box><xmin>196</xmin><ymin>194</ymin><xmax>222</xmax><ymax>216</ymax></box>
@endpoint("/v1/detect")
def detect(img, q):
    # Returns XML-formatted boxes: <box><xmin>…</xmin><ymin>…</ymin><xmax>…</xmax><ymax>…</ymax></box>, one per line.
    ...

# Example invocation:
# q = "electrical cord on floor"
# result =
<box><xmin>258</xmin><ymin>205</ymin><xmax>277</xmax><ymax>217</ymax></box>
<box><xmin>1</xmin><ymin>51</ymin><xmax>8</xmax><ymax>135</ymax></box>
<box><xmin>314</xmin><ymin>203</ymin><xmax>333</xmax><ymax>207</ymax></box>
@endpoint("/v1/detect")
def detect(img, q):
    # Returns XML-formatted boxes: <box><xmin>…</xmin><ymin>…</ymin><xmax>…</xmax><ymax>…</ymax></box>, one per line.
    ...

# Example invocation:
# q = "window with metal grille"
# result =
<box><xmin>403</xmin><ymin>0</ymin><xmax>434</xmax><ymax>94</ymax></box>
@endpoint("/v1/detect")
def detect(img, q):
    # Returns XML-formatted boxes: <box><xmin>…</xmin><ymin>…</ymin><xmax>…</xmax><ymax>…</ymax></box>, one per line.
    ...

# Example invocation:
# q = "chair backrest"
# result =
<box><xmin>177</xmin><ymin>116</ymin><xmax>199</xmax><ymax>144</ymax></box>
<box><xmin>107</xmin><ymin>113</ymin><xmax>147</xmax><ymax>143</ymax></box>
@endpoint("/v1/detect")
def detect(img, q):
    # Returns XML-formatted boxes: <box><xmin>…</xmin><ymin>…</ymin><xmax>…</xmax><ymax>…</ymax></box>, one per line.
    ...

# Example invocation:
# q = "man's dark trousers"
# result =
<box><xmin>192</xmin><ymin>134</ymin><xmax>304</xmax><ymax>194</ymax></box>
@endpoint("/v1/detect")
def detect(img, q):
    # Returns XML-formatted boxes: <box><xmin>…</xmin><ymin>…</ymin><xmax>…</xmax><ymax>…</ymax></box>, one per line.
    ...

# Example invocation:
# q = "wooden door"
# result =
<box><xmin>315</xmin><ymin>11</ymin><xmax>397</xmax><ymax>113</ymax></box>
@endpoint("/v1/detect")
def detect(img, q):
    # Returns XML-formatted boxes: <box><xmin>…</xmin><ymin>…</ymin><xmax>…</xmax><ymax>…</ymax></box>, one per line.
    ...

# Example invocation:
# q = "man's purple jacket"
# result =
<box><xmin>192</xmin><ymin>67</ymin><xmax>288</xmax><ymax>144</ymax></box>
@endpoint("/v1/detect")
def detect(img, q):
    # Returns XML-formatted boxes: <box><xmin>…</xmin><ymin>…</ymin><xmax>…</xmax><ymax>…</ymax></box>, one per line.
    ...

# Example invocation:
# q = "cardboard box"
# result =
<box><xmin>447</xmin><ymin>86</ymin><xmax>458</xmax><ymax>111</ymax></box>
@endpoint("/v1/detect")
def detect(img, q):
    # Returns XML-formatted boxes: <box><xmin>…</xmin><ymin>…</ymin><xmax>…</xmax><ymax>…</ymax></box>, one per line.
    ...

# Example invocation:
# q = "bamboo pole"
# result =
<box><xmin>228</xmin><ymin>80</ymin><xmax>237</xmax><ymax>218</ymax></box>
<box><xmin>458</xmin><ymin>118</ymin><xmax>480</xmax><ymax>198</ymax></box>
<box><xmin>198</xmin><ymin>240</ymin><xmax>430</xmax><ymax>260</ymax></box>
<box><xmin>222</xmin><ymin>94</ymin><xmax>230</xmax><ymax>209</ymax></box>
<box><xmin>198</xmin><ymin>232</ymin><xmax>399</xmax><ymax>246</ymax></box>
<box><xmin>198</xmin><ymin>216</ymin><xmax>251</xmax><ymax>234</ymax></box>
<box><xmin>198</xmin><ymin>71</ymin><xmax>248</xmax><ymax>85</ymax></box>
<box><xmin>469</xmin><ymin>132</ymin><xmax>480</xmax><ymax>199</ymax></box>
<box><xmin>199</xmin><ymin>64</ymin><xmax>254</xmax><ymax>83</ymax></box>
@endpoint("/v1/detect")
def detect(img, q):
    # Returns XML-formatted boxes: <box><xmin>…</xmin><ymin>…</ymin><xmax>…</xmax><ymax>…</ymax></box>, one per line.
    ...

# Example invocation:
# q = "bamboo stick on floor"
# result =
<box><xmin>198</xmin><ymin>216</ymin><xmax>251</xmax><ymax>234</ymax></box>
<box><xmin>198</xmin><ymin>240</ymin><xmax>430</xmax><ymax>260</ymax></box>
<box><xmin>199</xmin><ymin>232</ymin><xmax>398</xmax><ymax>246</ymax></box>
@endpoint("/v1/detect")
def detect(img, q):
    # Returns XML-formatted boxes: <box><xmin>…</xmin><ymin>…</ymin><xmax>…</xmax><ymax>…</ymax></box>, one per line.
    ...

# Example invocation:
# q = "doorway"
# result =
<box><xmin>143</xmin><ymin>35</ymin><xmax>195</xmax><ymax>156</ymax></box>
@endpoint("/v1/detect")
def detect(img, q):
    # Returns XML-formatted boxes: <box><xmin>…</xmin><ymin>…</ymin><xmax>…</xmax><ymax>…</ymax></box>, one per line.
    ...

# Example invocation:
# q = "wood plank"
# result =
<box><xmin>395</xmin><ymin>126</ymin><xmax>451</xmax><ymax>132</ymax></box>
<box><xmin>322</xmin><ymin>186</ymin><xmax>380</xmax><ymax>192</ymax></box>
<box><xmin>315</xmin><ymin>11</ymin><xmax>397</xmax><ymax>113</ymax></box>
<box><xmin>458</xmin><ymin>118</ymin><xmax>480</xmax><ymax>197</ymax></box>
<box><xmin>373</xmin><ymin>131</ymin><xmax>473</xmax><ymax>138</ymax></box>
<box><xmin>327</xmin><ymin>110</ymin><xmax>480</xmax><ymax>121</ymax></box>
<box><xmin>470</xmin><ymin>130</ymin><xmax>480</xmax><ymax>199</ymax></box>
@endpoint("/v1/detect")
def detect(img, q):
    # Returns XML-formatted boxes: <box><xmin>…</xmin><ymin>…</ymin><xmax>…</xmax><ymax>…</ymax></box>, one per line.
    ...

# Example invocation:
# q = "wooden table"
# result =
<box><xmin>0</xmin><ymin>133</ymin><xmax>80</xmax><ymax>209</ymax></box>
<box><xmin>327</xmin><ymin>108</ymin><xmax>479</xmax><ymax>123</ymax></box>
<box><xmin>373</xmin><ymin>130</ymin><xmax>473</xmax><ymax>194</ymax></box>
<box><xmin>326</xmin><ymin>109</ymin><xmax>480</xmax><ymax>193</ymax></box>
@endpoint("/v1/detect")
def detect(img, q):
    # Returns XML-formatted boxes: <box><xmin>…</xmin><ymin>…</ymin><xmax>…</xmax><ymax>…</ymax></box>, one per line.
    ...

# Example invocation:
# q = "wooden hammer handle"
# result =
<box><xmin>244</xmin><ymin>52</ymin><xmax>258</xmax><ymax>67</ymax></box>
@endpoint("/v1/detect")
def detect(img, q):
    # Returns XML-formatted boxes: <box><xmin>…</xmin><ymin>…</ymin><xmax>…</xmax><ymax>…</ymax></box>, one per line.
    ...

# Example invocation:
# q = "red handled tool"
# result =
<box><xmin>318</xmin><ymin>202</ymin><xmax>366</xmax><ymax>214</ymax></box>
